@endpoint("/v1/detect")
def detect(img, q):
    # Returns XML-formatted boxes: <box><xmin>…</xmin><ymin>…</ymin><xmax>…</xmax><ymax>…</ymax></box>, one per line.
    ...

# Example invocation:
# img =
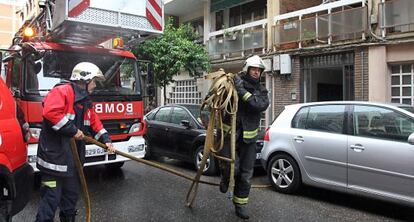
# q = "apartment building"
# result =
<box><xmin>164</xmin><ymin>0</ymin><xmax>414</xmax><ymax>131</ymax></box>
<box><xmin>0</xmin><ymin>0</ymin><xmax>40</xmax><ymax>47</ymax></box>
<box><xmin>0</xmin><ymin>0</ymin><xmax>23</xmax><ymax>48</ymax></box>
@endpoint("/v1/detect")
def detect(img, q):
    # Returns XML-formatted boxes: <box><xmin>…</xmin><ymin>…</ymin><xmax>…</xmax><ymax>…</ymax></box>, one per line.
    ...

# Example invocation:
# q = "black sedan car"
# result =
<box><xmin>143</xmin><ymin>104</ymin><xmax>263</xmax><ymax>175</ymax></box>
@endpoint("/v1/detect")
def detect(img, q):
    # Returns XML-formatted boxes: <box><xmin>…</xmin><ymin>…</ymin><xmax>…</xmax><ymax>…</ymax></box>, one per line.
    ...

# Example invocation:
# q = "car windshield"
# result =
<box><xmin>25</xmin><ymin>50</ymin><xmax>141</xmax><ymax>97</ymax></box>
<box><xmin>180</xmin><ymin>104</ymin><xmax>209</xmax><ymax>125</ymax></box>
<box><xmin>399</xmin><ymin>106</ymin><xmax>414</xmax><ymax>114</ymax></box>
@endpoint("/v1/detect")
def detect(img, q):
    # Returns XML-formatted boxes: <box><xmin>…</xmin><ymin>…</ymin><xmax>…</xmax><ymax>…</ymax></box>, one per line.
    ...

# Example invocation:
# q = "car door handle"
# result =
<box><xmin>350</xmin><ymin>144</ymin><xmax>365</xmax><ymax>152</ymax></box>
<box><xmin>165</xmin><ymin>128</ymin><xmax>169</xmax><ymax>131</ymax></box>
<box><xmin>293</xmin><ymin>136</ymin><xmax>304</xmax><ymax>143</ymax></box>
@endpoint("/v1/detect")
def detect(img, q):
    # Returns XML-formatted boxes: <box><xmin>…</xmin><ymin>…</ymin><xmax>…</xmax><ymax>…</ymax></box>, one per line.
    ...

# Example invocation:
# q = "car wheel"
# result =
<box><xmin>105</xmin><ymin>162</ymin><xmax>125</xmax><ymax>169</ymax></box>
<box><xmin>267</xmin><ymin>154</ymin><xmax>301</xmax><ymax>194</ymax></box>
<box><xmin>194</xmin><ymin>146</ymin><xmax>216</xmax><ymax>176</ymax></box>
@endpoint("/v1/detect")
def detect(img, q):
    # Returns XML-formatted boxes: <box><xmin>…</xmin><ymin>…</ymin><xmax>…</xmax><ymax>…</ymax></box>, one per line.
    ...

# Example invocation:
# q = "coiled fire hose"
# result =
<box><xmin>185</xmin><ymin>69</ymin><xmax>239</xmax><ymax>207</ymax></box>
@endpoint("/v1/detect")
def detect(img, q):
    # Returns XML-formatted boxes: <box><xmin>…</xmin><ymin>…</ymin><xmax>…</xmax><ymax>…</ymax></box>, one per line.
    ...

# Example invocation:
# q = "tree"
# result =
<box><xmin>132</xmin><ymin>18</ymin><xmax>210</xmax><ymax>104</ymax></box>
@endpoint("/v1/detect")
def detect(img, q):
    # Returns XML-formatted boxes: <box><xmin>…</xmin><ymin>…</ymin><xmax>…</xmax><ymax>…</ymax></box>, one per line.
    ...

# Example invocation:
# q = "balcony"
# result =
<box><xmin>208</xmin><ymin>19</ymin><xmax>267</xmax><ymax>59</ymax></box>
<box><xmin>273</xmin><ymin>0</ymin><xmax>367</xmax><ymax>50</ymax></box>
<box><xmin>379</xmin><ymin>0</ymin><xmax>414</xmax><ymax>37</ymax></box>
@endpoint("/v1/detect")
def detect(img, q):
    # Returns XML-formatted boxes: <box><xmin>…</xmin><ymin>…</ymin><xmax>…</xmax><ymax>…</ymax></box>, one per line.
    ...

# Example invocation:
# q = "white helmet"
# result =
<box><xmin>242</xmin><ymin>55</ymin><xmax>266</xmax><ymax>72</ymax></box>
<box><xmin>70</xmin><ymin>62</ymin><xmax>105</xmax><ymax>82</ymax></box>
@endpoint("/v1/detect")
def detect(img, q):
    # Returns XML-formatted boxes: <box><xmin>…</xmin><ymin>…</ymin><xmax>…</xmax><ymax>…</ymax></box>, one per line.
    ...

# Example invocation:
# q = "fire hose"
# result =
<box><xmin>70</xmin><ymin>69</ymin><xmax>269</xmax><ymax>221</ymax></box>
<box><xmin>186</xmin><ymin>69</ymin><xmax>239</xmax><ymax>207</ymax></box>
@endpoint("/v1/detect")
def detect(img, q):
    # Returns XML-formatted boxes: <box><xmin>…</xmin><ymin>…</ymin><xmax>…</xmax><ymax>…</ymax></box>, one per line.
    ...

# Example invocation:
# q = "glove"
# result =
<box><xmin>233</xmin><ymin>75</ymin><xmax>243</xmax><ymax>90</ymax></box>
<box><xmin>233</xmin><ymin>75</ymin><xmax>247</xmax><ymax>97</ymax></box>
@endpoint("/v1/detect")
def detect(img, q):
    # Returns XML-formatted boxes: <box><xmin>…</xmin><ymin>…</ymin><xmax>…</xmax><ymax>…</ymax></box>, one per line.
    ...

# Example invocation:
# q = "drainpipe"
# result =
<box><xmin>361</xmin><ymin>50</ymin><xmax>364</xmax><ymax>100</ymax></box>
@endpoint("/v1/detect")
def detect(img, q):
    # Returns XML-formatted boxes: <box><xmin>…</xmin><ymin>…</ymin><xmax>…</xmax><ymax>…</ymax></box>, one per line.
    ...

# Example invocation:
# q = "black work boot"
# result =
<box><xmin>234</xmin><ymin>204</ymin><xmax>249</xmax><ymax>220</ymax></box>
<box><xmin>59</xmin><ymin>211</ymin><xmax>76</xmax><ymax>222</ymax></box>
<box><xmin>219</xmin><ymin>178</ymin><xmax>229</xmax><ymax>193</ymax></box>
<box><xmin>59</xmin><ymin>215</ymin><xmax>75</xmax><ymax>222</ymax></box>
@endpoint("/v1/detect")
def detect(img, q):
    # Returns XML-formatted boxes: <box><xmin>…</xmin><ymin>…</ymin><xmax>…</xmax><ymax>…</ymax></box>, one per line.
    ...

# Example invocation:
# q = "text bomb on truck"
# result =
<box><xmin>2</xmin><ymin>0</ymin><xmax>164</xmax><ymax>171</ymax></box>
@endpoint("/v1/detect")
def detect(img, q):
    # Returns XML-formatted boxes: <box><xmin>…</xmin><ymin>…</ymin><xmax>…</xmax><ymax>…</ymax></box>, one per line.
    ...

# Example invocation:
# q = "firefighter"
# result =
<box><xmin>35</xmin><ymin>62</ymin><xmax>115</xmax><ymax>222</ymax></box>
<box><xmin>219</xmin><ymin>55</ymin><xmax>269</xmax><ymax>219</ymax></box>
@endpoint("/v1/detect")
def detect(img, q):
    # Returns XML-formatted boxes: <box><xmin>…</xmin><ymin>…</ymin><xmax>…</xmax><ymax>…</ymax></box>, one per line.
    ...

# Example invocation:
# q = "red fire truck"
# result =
<box><xmin>2</xmin><ymin>0</ymin><xmax>163</xmax><ymax>171</ymax></box>
<box><xmin>0</xmin><ymin>57</ymin><xmax>33</xmax><ymax>221</ymax></box>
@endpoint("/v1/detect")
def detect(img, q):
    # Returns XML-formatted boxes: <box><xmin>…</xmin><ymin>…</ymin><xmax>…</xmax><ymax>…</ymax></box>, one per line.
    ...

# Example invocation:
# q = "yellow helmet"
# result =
<box><xmin>70</xmin><ymin>62</ymin><xmax>105</xmax><ymax>82</ymax></box>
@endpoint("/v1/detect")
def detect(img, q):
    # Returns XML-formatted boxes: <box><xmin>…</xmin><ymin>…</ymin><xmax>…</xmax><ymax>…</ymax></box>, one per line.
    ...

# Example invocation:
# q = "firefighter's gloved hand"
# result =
<box><xmin>233</xmin><ymin>75</ymin><xmax>248</xmax><ymax>97</ymax></box>
<box><xmin>74</xmin><ymin>129</ymin><xmax>84</xmax><ymax>140</ymax></box>
<box><xmin>233</xmin><ymin>75</ymin><xmax>243</xmax><ymax>90</ymax></box>
<box><xmin>106</xmin><ymin>143</ymin><xmax>116</xmax><ymax>154</ymax></box>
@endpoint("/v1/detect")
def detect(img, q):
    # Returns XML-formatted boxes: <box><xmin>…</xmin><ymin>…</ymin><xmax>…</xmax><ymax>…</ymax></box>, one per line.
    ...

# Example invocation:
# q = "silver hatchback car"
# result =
<box><xmin>261</xmin><ymin>101</ymin><xmax>414</xmax><ymax>206</ymax></box>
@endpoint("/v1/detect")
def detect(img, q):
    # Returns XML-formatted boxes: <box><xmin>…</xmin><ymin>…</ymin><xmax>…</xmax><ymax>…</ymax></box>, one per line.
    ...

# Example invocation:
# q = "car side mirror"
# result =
<box><xmin>181</xmin><ymin>120</ymin><xmax>191</xmax><ymax>128</ymax></box>
<box><xmin>408</xmin><ymin>133</ymin><xmax>414</xmax><ymax>145</ymax></box>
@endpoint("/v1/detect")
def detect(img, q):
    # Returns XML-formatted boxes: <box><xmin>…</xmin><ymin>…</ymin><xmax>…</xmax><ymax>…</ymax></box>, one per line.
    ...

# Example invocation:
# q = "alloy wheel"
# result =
<box><xmin>270</xmin><ymin>158</ymin><xmax>294</xmax><ymax>189</ymax></box>
<box><xmin>196</xmin><ymin>149</ymin><xmax>210</xmax><ymax>172</ymax></box>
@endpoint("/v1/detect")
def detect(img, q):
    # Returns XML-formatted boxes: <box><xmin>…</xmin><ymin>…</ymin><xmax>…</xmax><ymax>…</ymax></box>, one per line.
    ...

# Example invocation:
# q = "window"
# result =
<box><xmin>11</xmin><ymin>58</ymin><xmax>22</xmax><ymax>91</ymax></box>
<box><xmin>188</xmin><ymin>17</ymin><xmax>204</xmax><ymax>42</ymax></box>
<box><xmin>241</xmin><ymin>0</ymin><xmax>266</xmax><ymax>24</ymax></box>
<box><xmin>168</xmin><ymin>79</ymin><xmax>202</xmax><ymax>105</ymax></box>
<box><xmin>171</xmin><ymin>108</ymin><xmax>191</xmax><ymax>125</ymax></box>
<box><xmin>354</xmin><ymin>105</ymin><xmax>414</xmax><ymax>142</ymax></box>
<box><xmin>306</xmin><ymin>105</ymin><xmax>346</xmax><ymax>134</ymax></box>
<box><xmin>390</xmin><ymin>64</ymin><xmax>414</xmax><ymax>105</ymax></box>
<box><xmin>228</xmin><ymin>0</ymin><xmax>266</xmax><ymax>28</ymax></box>
<box><xmin>215</xmin><ymin>10</ymin><xmax>224</xmax><ymax>31</ymax></box>
<box><xmin>229</xmin><ymin>5</ymin><xmax>241</xmax><ymax>27</ymax></box>
<box><xmin>292</xmin><ymin>107</ymin><xmax>310</xmax><ymax>129</ymax></box>
<box><xmin>154</xmin><ymin>107</ymin><xmax>172</xmax><ymax>123</ymax></box>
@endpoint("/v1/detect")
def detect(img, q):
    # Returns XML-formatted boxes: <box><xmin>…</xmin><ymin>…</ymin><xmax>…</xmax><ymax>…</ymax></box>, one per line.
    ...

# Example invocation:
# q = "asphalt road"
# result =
<box><xmin>14</xmin><ymin>157</ymin><xmax>414</xmax><ymax>221</ymax></box>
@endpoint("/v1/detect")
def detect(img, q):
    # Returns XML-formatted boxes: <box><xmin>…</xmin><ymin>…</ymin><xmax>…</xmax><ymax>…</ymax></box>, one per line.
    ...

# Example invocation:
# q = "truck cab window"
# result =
<box><xmin>11</xmin><ymin>58</ymin><xmax>22</xmax><ymax>91</ymax></box>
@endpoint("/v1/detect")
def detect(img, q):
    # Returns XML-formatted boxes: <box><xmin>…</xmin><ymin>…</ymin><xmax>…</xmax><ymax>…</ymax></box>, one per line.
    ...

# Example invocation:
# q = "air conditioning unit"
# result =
<box><xmin>280</xmin><ymin>54</ymin><xmax>291</xmax><ymax>75</ymax></box>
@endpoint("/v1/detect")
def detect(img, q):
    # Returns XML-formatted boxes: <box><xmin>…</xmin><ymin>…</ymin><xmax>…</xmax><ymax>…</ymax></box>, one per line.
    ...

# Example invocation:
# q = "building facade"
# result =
<box><xmin>164</xmin><ymin>0</ymin><xmax>414</xmax><ymax>132</ymax></box>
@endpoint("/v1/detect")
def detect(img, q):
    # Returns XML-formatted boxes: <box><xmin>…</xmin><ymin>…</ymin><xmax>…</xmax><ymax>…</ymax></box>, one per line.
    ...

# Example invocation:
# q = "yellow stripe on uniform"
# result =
<box><xmin>42</xmin><ymin>181</ymin><xmax>57</xmax><ymax>188</ymax></box>
<box><xmin>233</xmin><ymin>196</ymin><xmax>249</xmax><ymax>204</ymax></box>
<box><xmin>223</xmin><ymin>123</ymin><xmax>231</xmax><ymax>133</ymax></box>
<box><xmin>242</xmin><ymin>92</ymin><xmax>252</xmax><ymax>101</ymax></box>
<box><xmin>243</xmin><ymin>128</ymin><xmax>258</xmax><ymax>139</ymax></box>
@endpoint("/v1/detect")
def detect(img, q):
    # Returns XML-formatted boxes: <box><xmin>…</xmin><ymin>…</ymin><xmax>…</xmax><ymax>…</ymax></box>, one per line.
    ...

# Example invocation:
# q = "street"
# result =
<box><xmin>14</xmin><ymin>157</ymin><xmax>414</xmax><ymax>222</ymax></box>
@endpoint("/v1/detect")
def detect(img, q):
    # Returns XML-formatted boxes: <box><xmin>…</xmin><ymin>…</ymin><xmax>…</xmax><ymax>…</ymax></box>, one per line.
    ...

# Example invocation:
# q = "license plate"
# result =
<box><xmin>256</xmin><ymin>153</ymin><xmax>261</xmax><ymax>159</ymax></box>
<box><xmin>128</xmin><ymin>144</ymin><xmax>144</xmax><ymax>153</ymax></box>
<box><xmin>86</xmin><ymin>148</ymin><xmax>107</xmax><ymax>157</ymax></box>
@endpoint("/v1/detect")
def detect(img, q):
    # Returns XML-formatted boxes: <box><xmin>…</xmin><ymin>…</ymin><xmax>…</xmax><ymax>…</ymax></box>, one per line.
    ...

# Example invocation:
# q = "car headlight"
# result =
<box><xmin>29</xmin><ymin>128</ymin><xmax>42</xmax><ymax>140</ymax></box>
<box><xmin>129</xmin><ymin>123</ymin><xmax>141</xmax><ymax>134</ymax></box>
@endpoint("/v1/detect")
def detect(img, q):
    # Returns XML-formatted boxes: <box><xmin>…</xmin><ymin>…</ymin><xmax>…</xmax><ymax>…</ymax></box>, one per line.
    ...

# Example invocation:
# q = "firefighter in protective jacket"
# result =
<box><xmin>35</xmin><ymin>62</ymin><xmax>115</xmax><ymax>222</ymax></box>
<box><xmin>219</xmin><ymin>55</ymin><xmax>269</xmax><ymax>219</ymax></box>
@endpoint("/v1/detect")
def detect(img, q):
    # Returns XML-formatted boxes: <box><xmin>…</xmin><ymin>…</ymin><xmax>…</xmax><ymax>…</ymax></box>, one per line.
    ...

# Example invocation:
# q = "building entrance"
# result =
<box><xmin>302</xmin><ymin>52</ymin><xmax>354</xmax><ymax>102</ymax></box>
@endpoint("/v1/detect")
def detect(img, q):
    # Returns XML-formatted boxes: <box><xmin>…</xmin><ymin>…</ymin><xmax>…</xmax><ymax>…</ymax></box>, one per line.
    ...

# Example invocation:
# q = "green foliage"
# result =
<box><xmin>132</xmin><ymin>17</ymin><xmax>210</xmax><ymax>101</ymax></box>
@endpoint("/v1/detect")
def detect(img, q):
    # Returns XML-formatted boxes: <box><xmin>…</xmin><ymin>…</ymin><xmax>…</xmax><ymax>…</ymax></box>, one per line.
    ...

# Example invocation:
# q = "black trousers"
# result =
<box><xmin>219</xmin><ymin>136</ymin><xmax>257</xmax><ymax>205</ymax></box>
<box><xmin>35</xmin><ymin>172</ymin><xmax>80</xmax><ymax>222</ymax></box>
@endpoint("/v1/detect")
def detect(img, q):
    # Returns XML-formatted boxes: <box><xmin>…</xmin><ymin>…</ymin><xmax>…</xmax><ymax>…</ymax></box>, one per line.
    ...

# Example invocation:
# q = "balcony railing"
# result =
<box><xmin>273</xmin><ymin>0</ymin><xmax>367</xmax><ymax>49</ymax></box>
<box><xmin>379</xmin><ymin>0</ymin><xmax>414</xmax><ymax>37</ymax></box>
<box><xmin>208</xmin><ymin>19</ymin><xmax>267</xmax><ymax>59</ymax></box>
